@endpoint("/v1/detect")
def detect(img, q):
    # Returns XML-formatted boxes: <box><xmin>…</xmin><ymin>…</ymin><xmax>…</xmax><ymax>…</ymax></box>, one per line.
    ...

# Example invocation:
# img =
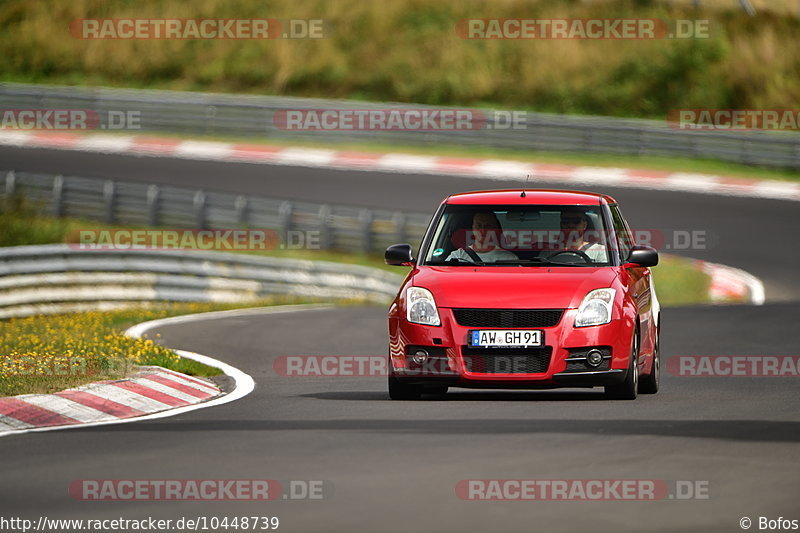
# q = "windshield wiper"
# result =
<box><xmin>427</xmin><ymin>258</ymin><xmax>600</xmax><ymax>267</ymax></box>
<box><xmin>491</xmin><ymin>258</ymin><xmax>596</xmax><ymax>267</ymax></box>
<box><xmin>428</xmin><ymin>258</ymin><xmax>487</xmax><ymax>266</ymax></box>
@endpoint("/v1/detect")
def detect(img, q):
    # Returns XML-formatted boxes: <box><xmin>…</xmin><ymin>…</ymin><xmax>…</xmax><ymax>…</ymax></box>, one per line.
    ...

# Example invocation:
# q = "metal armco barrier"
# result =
<box><xmin>0</xmin><ymin>244</ymin><xmax>404</xmax><ymax>318</ymax></box>
<box><xmin>1</xmin><ymin>83</ymin><xmax>798</xmax><ymax>169</ymax></box>
<box><xmin>2</xmin><ymin>170</ymin><xmax>432</xmax><ymax>255</ymax></box>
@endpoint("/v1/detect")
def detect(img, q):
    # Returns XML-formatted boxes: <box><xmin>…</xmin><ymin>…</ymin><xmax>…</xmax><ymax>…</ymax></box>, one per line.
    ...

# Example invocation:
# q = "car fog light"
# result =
<box><xmin>412</xmin><ymin>349</ymin><xmax>429</xmax><ymax>364</ymax></box>
<box><xmin>586</xmin><ymin>349</ymin><xmax>604</xmax><ymax>367</ymax></box>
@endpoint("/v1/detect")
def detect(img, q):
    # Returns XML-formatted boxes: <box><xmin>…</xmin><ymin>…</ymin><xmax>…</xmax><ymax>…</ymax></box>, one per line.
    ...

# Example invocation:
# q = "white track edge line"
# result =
<box><xmin>124</xmin><ymin>303</ymin><xmax>335</xmax><ymax>338</ymax></box>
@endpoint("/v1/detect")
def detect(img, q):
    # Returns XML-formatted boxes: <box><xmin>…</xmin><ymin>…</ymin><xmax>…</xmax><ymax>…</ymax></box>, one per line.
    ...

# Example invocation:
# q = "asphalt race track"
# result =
<box><xmin>1</xmin><ymin>145</ymin><xmax>798</xmax><ymax>532</ymax></box>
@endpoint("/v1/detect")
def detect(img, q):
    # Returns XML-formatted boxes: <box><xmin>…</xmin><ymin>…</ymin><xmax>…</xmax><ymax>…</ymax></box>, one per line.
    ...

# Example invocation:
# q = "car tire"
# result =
<box><xmin>638</xmin><ymin>328</ymin><xmax>660</xmax><ymax>395</ymax></box>
<box><xmin>605</xmin><ymin>328</ymin><xmax>639</xmax><ymax>400</ymax></box>
<box><xmin>388</xmin><ymin>375</ymin><xmax>423</xmax><ymax>400</ymax></box>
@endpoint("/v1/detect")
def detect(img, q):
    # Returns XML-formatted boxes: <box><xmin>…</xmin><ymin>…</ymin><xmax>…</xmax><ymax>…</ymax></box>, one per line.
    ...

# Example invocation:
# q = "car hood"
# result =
<box><xmin>412</xmin><ymin>266</ymin><xmax>619</xmax><ymax>309</ymax></box>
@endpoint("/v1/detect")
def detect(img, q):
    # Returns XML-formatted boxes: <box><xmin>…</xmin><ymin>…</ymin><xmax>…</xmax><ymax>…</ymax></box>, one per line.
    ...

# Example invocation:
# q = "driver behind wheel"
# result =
<box><xmin>559</xmin><ymin>209</ymin><xmax>607</xmax><ymax>262</ymax></box>
<box><xmin>446</xmin><ymin>211</ymin><xmax>518</xmax><ymax>263</ymax></box>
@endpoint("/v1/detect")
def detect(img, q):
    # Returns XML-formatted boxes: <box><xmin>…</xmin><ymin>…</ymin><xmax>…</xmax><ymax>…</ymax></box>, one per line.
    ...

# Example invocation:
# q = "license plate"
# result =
<box><xmin>469</xmin><ymin>329</ymin><xmax>543</xmax><ymax>347</ymax></box>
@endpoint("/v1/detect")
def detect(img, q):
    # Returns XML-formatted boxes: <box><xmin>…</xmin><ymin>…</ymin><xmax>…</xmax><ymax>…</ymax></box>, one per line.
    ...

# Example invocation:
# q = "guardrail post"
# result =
<box><xmin>103</xmin><ymin>180</ymin><xmax>116</xmax><ymax>224</ymax></box>
<box><xmin>279</xmin><ymin>201</ymin><xmax>293</xmax><ymax>244</ymax></box>
<box><xmin>147</xmin><ymin>185</ymin><xmax>160</xmax><ymax>226</ymax></box>
<box><xmin>318</xmin><ymin>204</ymin><xmax>332</xmax><ymax>250</ymax></box>
<box><xmin>194</xmin><ymin>190</ymin><xmax>207</xmax><ymax>229</ymax></box>
<box><xmin>359</xmin><ymin>208</ymin><xmax>373</xmax><ymax>253</ymax></box>
<box><xmin>636</xmin><ymin>129</ymin><xmax>646</xmax><ymax>156</ymax></box>
<box><xmin>235</xmin><ymin>195</ymin><xmax>249</xmax><ymax>226</ymax></box>
<box><xmin>205</xmin><ymin>105</ymin><xmax>217</xmax><ymax>135</ymax></box>
<box><xmin>795</xmin><ymin>143</ymin><xmax>800</xmax><ymax>171</ymax></box>
<box><xmin>740</xmin><ymin>138</ymin><xmax>753</xmax><ymax>166</ymax></box>
<box><xmin>392</xmin><ymin>211</ymin><xmax>406</xmax><ymax>243</ymax></box>
<box><xmin>52</xmin><ymin>175</ymin><xmax>64</xmax><ymax>218</ymax></box>
<box><xmin>4</xmin><ymin>170</ymin><xmax>15</xmax><ymax>209</ymax></box>
<box><xmin>582</xmin><ymin>129</ymin><xmax>593</xmax><ymax>152</ymax></box>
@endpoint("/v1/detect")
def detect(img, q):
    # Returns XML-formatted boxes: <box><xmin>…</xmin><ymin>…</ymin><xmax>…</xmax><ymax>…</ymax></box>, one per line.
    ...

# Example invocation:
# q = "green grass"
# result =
<box><xmin>0</xmin><ymin>197</ymin><xmax>399</xmax><ymax>271</ymax></box>
<box><xmin>0</xmin><ymin>299</ymin><xmax>320</xmax><ymax>396</ymax></box>
<box><xmin>1</xmin><ymin>0</ymin><xmax>799</xmax><ymax>120</ymax></box>
<box><xmin>652</xmin><ymin>255</ymin><xmax>711</xmax><ymax>307</ymax></box>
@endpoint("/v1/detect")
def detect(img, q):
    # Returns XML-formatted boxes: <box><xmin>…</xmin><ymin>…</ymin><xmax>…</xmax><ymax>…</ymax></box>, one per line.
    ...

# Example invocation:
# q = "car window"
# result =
<box><xmin>609</xmin><ymin>205</ymin><xmax>633</xmax><ymax>262</ymax></box>
<box><xmin>423</xmin><ymin>204</ymin><xmax>611</xmax><ymax>266</ymax></box>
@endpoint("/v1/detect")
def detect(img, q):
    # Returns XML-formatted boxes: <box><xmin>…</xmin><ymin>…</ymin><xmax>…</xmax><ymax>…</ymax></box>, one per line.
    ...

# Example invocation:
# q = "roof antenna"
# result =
<box><xmin>521</xmin><ymin>174</ymin><xmax>530</xmax><ymax>197</ymax></box>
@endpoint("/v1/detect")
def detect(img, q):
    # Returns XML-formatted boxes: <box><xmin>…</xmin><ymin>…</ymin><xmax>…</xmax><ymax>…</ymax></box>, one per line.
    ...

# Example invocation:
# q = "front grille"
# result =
<box><xmin>453</xmin><ymin>309</ymin><xmax>563</xmax><ymax>328</ymax></box>
<box><xmin>461</xmin><ymin>346</ymin><xmax>552</xmax><ymax>374</ymax></box>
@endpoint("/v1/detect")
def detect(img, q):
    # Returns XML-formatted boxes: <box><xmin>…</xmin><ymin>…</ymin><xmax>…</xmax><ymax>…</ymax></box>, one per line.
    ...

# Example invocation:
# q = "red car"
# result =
<box><xmin>385</xmin><ymin>189</ymin><xmax>660</xmax><ymax>400</ymax></box>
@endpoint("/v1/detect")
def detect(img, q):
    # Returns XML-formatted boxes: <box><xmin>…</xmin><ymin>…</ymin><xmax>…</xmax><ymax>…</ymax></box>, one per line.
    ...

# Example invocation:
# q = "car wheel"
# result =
<box><xmin>388</xmin><ymin>375</ymin><xmax>422</xmax><ymax>400</ymax></box>
<box><xmin>605</xmin><ymin>328</ymin><xmax>639</xmax><ymax>400</ymax></box>
<box><xmin>638</xmin><ymin>328</ymin><xmax>660</xmax><ymax>395</ymax></box>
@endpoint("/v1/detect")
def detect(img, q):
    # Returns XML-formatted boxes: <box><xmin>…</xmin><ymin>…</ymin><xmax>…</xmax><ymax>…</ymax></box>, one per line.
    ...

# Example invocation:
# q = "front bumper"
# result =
<box><xmin>389</xmin><ymin>308</ymin><xmax>633</xmax><ymax>389</ymax></box>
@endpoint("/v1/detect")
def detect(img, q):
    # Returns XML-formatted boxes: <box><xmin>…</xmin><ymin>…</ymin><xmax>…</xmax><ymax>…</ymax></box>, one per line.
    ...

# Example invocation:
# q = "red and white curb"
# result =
<box><xmin>1</xmin><ymin>131</ymin><xmax>799</xmax><ymax>202</ymax></box>
<box><xmin>695</xmin><ymin>259</ymin><xmax>766</xmax><ymax>305</ymax></box>
<box><xmin>0</xmin><ymin>367</ymin><xmax>221</xmax><ymax>432</ymax></box>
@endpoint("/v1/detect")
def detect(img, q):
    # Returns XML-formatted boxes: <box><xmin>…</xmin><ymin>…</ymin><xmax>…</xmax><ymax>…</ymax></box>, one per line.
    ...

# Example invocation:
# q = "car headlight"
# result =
<box><xmin>575</xmin><ymin>288</ymin><xmax>616</xmax><ymax>327</ymax></box>
<box><xmin>406</xmin><ymin>287</ymin><xmax>440</xmax><ymax>326</ymax></box>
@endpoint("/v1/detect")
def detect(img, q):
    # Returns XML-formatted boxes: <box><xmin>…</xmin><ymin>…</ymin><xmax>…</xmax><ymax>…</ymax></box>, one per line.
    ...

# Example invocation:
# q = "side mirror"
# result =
<box><xmin>623</xmin><ymin>245</ymin><xmax>658</xmax><ymax>268</ymax></box>
<box><xmin>385</xmin><ymin>243</ymin><xmax>415</xmax><ymax>266</ymax></box>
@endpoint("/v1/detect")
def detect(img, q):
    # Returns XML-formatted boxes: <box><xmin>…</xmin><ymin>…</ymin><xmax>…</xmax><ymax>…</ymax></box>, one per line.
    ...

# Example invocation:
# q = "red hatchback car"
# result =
<box><xmin>385</xmin><ymin>189</ymin><xmax>660</xmax><ymax>400</ymax></box>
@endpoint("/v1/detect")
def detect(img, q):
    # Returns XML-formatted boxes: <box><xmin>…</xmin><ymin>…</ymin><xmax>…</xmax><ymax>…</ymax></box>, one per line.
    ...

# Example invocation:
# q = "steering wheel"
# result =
<box><xmin>540</xmin><ymin>249</ymin><xmax>593</xmax><ymax>263</ymax></box>
<box><xmin>449</xmin><ymin>249</ymin><xmax>482</xmax><ymax>264</ymax></box>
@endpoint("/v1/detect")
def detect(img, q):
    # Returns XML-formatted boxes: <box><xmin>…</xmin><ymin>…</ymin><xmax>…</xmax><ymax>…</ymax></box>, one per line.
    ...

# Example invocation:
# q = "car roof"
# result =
<box><xmin>445</xmin><ymin>189</ymin><xmax>617</xmax><ymax>206</ymax></box>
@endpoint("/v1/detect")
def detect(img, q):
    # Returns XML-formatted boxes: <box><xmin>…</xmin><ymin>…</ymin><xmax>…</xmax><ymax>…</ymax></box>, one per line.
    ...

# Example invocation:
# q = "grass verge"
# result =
<box><xmin>0</xmin><ymin>298</ymin><xmax>314</xmax><ymax>397</ymax></box>
<box><xmin>653</xmin><ymin>255</ymin><xmax>711</xmax><ymax>307</ymax></box>
<box><xmin>2</xmin><ymin>0</ymin><xmax>799</xmax><ymax>120</ymax></box>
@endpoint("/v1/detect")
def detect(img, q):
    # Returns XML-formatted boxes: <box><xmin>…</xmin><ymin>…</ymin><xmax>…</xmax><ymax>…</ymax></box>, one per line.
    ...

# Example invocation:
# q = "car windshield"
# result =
<box><xmin>423</xmin><ymin>204</ymin><xmax>612</xmax><ymax>267</ymax></box>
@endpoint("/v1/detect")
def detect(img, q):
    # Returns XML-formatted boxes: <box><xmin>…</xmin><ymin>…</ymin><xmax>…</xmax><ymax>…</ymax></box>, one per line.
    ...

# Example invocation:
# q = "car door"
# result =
<box><xmin>610</xmin><ymin>204</ymin><xmax>654</xmax><ymax>358</ymax></box>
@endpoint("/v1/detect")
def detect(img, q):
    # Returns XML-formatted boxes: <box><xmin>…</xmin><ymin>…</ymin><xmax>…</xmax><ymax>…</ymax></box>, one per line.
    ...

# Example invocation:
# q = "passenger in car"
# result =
<box><xmin>559</xmin><ymin>210</ymin><xmax>607</xmax><ymax>262</ymax></box>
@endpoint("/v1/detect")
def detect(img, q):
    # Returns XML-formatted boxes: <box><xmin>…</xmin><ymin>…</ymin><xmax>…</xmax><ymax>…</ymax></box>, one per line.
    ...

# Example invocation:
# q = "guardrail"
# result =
<box><xmin>0</xmin><ymin>244</ymin><xmax>404</xmax><ymax>319</ymax></box>
<box><xmin>2</xmin><ymin>83</ymin><xmax>798</xmax><ymax>170</ymax></box>
<box><xmin>2</xmin><ymin>170</ymin><xmax>433</xmax><ymax>255</ymax></box>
